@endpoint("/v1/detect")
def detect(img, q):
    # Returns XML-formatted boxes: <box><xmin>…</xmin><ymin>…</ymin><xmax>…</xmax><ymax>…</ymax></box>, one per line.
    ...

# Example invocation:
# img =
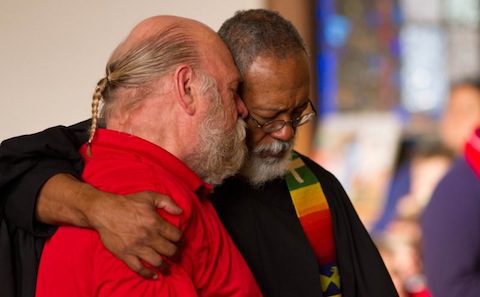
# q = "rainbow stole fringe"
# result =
<box><xmin>286</xmin><ymin>152</ymin><xmax>342</xmax><ymax>297</ymax></box>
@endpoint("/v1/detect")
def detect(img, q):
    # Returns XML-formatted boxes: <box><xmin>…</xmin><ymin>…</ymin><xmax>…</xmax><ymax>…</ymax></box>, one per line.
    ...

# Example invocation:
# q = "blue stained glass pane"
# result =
<box><xmin>400</xmin><ymin>25</ymin><xmax>449</xmax><ymax>114</ymax></box>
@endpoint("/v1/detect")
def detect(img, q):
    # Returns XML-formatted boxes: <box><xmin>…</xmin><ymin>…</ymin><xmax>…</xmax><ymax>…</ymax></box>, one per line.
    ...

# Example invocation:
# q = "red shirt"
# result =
<box><xmin>36</xmin><ymin>129</ymin><xmax>262</xmax><ymax>297</ymax></box>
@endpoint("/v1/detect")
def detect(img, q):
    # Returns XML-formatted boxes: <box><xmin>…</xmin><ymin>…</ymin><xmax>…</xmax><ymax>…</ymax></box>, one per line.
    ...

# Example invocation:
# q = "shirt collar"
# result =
<box><xmin>90</xmin><ymin>129</ymin><xmax>212</xmax><ymax>198</ymax></box>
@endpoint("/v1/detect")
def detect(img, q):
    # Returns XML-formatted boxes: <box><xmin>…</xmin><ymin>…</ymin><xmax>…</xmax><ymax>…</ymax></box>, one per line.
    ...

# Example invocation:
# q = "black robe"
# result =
<box><xmin>0</xmin><ymin>120</ymin><xmax>398</xmax><ymax>297</ymax></box>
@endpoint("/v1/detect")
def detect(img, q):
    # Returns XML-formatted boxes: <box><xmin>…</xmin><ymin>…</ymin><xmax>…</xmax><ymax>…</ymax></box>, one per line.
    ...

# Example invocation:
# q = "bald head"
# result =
<box><xmin>105</xmin><ymin>16</ymin><xmax>217</xmax><ymax>88</ymax></box>
<box><xmin>88</xmin><ymin>15</ymin><xmax>229</xmax><ymax>134</ymax></box>
<box><xmin>110</xmin><ymin>16</ymin><xmax>217</xmax><ymax>62</ymax></box>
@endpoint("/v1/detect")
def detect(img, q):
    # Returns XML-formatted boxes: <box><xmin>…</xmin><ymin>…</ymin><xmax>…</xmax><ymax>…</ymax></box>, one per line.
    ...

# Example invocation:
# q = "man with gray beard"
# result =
<box><xmin>0</xmin><ymin>9</ymin><xmax>397</xmax><ymax>297</ymax></box>
<box><xmin>35</xmin><ymin>15</ymin><xmax>261</xmax><ymax>297</ymax></box>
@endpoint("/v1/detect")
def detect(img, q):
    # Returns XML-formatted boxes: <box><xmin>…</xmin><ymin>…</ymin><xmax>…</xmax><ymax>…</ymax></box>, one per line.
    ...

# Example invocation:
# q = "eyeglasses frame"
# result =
<box><xmin>247</xmin><ymin>100</ymin><xmax>317</xmax><ymax>133</ymax></box>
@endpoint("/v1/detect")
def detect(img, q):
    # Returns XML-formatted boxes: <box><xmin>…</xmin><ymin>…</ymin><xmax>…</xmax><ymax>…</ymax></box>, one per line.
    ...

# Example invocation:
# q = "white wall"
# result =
<box><xmin>0</xmin><ymin>0</ymin><xmax>264</xmax><ymax>141</ymax></box>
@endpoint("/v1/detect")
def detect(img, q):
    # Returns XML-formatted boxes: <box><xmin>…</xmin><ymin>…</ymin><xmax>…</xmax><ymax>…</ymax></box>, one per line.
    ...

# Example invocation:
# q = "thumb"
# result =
<box><xmin>152</xmin><ymin>193</ymin><xmax>182</xmax><ymax>215</ymax></box>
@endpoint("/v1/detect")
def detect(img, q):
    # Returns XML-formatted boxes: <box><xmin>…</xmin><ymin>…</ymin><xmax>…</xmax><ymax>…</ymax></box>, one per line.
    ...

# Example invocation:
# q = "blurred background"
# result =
<box><xmin>1</xmin><ymin>0</ymin><xmax>480</xmax><ymax>296</ymax></box>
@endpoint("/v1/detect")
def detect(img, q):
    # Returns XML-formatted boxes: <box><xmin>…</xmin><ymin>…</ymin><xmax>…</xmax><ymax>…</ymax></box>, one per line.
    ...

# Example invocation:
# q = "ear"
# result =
<box><xmin>174</xmin><ymin>64</ymin><xmax>196</xmax><ymax>115</ymax></box>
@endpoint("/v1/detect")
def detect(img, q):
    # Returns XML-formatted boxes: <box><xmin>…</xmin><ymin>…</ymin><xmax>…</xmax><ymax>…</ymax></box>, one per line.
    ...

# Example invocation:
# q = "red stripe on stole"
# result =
<box><xmin>298</xmin><ymin>209</ymin><xmax>336</xmax><ymax>265</ymax></box>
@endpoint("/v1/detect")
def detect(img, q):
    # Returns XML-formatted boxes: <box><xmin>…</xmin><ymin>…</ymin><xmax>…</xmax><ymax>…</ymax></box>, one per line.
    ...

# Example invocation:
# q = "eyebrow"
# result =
<box><xmin>253</xmin><ymin>98</ymin><xmax>310</xmax><ymax>113</ymax></box>
<box><xmin>295</xmin><ymin>99</ymin><xmax>310</xmax><ymax>110</ymax></box>
<box><xmin>253</xmin><ymin>106</ymin><xmax>285</xmax><ymax>113</ymax></box>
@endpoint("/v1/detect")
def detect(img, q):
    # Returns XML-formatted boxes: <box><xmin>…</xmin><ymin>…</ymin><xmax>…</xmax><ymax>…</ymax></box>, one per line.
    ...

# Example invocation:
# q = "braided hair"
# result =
<box><xmin>86</xmin><ymin>23</ymin><xmax>201</xmax><ymax>155</ymax></box>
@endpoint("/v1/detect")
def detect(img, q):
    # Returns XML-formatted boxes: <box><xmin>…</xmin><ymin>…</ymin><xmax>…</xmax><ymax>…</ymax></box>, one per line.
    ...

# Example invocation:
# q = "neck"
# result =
<box><xmin>106</xmin><ymin>96</ymin><xmax>187</xmax><ymax>159</ymax></box>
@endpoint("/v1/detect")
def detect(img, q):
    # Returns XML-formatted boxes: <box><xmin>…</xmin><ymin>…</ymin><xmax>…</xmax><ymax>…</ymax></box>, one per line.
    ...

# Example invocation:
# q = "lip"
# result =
<box><xmin>258</xmin><ymin>150</ymin><xmax>286</xmax><ymax>159</ymax></box>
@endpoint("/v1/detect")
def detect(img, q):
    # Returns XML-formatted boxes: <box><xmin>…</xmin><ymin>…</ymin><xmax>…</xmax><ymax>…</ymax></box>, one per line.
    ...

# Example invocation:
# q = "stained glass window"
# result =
<box><xmin>399</xmin><ymin>0</ymin><xmax>480</xmax><ymax>114</ymax></box>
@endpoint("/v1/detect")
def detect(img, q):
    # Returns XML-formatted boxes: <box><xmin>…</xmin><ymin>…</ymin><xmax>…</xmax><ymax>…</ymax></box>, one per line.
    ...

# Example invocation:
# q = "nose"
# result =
<box><xmin>270</xmin><ymin>123</ymin><xmax>295</xmax><ymax>142</ymax></box>
<box><xmin>235</xmin><ymin>96</ymin><xmax>249</xmax><ymax>119</ymax></box>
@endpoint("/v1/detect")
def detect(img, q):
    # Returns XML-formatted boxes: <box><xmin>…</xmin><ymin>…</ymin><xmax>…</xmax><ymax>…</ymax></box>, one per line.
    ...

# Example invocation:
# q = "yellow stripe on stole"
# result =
<box><xmin>320</xmin><ymin>266</ymin><xmax>341</xmax><ymax>291</ymax></box>
<box><xmin>290</xmin><ymin>182</ymin><xmax>329</xmax><ymax>217</ymax></box>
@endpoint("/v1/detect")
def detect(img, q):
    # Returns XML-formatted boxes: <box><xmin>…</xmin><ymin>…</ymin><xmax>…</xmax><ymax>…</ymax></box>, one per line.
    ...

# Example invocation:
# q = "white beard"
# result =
<box><xmin>239</xmin><ymin>139</ymin><xmax>294</xmax><ymax>188</ymax></box>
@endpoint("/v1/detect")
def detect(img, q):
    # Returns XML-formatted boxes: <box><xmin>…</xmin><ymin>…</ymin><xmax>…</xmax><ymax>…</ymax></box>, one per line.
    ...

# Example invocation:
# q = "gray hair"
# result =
<box><xmin>88</xmin><ymin>24</ymin><xmax>201</xmax><ymax>145</ymax></box>
<box><xmin>218</xmin><ymin>9</ymin><xmax>307</xmax><ymax>77</ymax></box>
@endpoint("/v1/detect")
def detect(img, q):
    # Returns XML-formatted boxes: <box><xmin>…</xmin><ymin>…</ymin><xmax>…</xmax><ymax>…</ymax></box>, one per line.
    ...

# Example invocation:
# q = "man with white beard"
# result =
<box><xmin>213</xmin><ymin>10</ymin><xmax>396</xmax><ymax>297</ymax></box>
<box><xmin>0</xmin><ymin>9</ymin><xmax>397</xmax><ymax>297</ymax></box>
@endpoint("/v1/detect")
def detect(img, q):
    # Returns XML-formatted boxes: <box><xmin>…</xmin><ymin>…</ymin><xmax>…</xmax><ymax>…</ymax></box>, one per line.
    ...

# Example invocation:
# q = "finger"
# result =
<box><xmin>137</xmin><ymin>248</ymin><xmax>171</xmax><ymax>276</ymax></box>
<box><xmin>149</xmin><ymin>233</ymin><xmax>179</xmax><ymax>257</ymax></box>
<box><xmin>154</xmin><ymin>216</ymin><xmax>183</xmax><ymax>243</ymax></box>
<box><xmin>137</xmin><ymin>247</ymin><xmax>165</xmax><ymax>269</ymax></box>
<box><xmin>123</xmin><ymin>255</ymin><xmax>157</xmax><ymax>279</ymax></box>
<box><xmin>150</xmin><ymin>192</ymin><xmax>182</xmax><ymax>214</ymax></box>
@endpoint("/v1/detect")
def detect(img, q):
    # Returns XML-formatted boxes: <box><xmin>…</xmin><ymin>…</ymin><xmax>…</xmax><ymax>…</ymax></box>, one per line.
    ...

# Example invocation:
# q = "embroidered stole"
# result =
<box><xmin>286</xmin><ymin>152</ymin><xmax>342</xmax><ymax>297</ymax></box>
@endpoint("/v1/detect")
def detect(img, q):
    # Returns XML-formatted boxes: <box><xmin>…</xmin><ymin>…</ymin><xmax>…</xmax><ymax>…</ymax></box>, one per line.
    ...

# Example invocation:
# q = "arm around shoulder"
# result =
<box><xmin>1</xmin><ymin>122</ymin><xmax>87</xmax><ymax>233</ymax></box>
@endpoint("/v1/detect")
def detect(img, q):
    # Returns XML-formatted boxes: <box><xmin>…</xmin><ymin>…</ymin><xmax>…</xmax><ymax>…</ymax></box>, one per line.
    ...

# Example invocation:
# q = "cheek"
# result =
<box><xmin>220</xmin><ymin>102</ymin><xmax>237</xmax><ymax>129</ymax></box>
<box><xmin>225</xmin><ymin>93</ymin><xmax>241</xmax><ymax>118</ymax></box>
<box><xmin>247</xmin><ymin>128</ymin><xmax>271</xmax><ymax>148</ymax></box>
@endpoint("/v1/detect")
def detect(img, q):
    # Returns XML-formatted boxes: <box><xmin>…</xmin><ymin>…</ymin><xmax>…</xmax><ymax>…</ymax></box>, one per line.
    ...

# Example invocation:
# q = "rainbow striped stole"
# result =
<box><xmin>286</xmin><ymin>152</ymin><xmax>342</xmax><ymax>297</ymax></box>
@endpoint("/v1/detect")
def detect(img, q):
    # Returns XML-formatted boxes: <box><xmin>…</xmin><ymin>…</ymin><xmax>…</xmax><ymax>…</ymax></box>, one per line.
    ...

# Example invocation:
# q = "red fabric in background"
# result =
<box><xmin>465</xmin><ymin>127</ymin><xmax>480</xmax><ymax>179</ymax></box>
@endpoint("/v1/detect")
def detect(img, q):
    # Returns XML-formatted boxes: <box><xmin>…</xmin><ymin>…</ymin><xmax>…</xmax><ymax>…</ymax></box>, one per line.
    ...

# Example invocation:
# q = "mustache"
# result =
<box><xmin>253</xmin><ymin>139</ymin><xmax>293</xmax><ymax>155</ymax></box>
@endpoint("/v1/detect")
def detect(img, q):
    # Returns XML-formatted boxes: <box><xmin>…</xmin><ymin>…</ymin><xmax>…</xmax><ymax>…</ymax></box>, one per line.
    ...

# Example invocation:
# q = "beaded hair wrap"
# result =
<box><xmin>86</xmin><ymin>74</ymin><xmax>110</xmax><ymax>157</ymax></box>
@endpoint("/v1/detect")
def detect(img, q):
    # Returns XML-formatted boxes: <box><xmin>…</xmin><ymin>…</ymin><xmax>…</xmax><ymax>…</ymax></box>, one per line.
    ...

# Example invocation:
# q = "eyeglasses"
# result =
<box><xmin>247</xmin><ymin>100</ymin><xmax>317</xmax><ymax>133</ymax></box>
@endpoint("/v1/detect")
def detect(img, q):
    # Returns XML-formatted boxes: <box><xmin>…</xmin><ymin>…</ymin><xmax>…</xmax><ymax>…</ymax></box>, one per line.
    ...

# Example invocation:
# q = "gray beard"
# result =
<box><xmin>239</xmin><ymin>139</ymin><xmax>294</xmax><ymax>188</ymax></box>
<box><xmin>183</xmin><ymin>76</ymin><xmax>247</xmax><ymax>185</ymax></box>
<box><xmin>186</xmin><ymin>114</ymin><xmax>247</xmax><ymax>186</ymax></box>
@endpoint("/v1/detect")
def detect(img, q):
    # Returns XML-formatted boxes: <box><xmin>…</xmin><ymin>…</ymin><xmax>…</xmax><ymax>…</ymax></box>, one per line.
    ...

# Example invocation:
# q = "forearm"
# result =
<box><xmin>36</xmin><ymin>173</ymin><xmax>107</xmax><ymax>228</ymax></box>
<box><xmin>35</xmin><ymin>172</ymin><xmax>183</xmax><ymax>279</ymax></box>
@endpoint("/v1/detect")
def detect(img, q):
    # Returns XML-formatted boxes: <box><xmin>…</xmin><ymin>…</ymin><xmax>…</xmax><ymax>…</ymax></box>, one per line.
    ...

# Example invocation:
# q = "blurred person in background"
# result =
<box><xmin>373</xmin><ymin>79</ymin><xmax>480</xmax><ymax>236</ymax></box>
<box><xmin>439</xmin><ymin>79</ymin><xmax>480</xmax><ymax>155</ymax></box>
<box><xmin>372</xmin><ymin>135</ymin><xmax>453</xmax><ymax>236</ymax></box>
<box><xmin>371</xmin><ymin>78</ymin><xmax>480</xmax><ymax>296</ymax></box>
<box><xmin>421</xmin><ymin>80</ymin><xmax>480</xmax><ymax>297</ymax></box>
<box><xmin>373</xmin><ymin>136</ymin><xmax>451</xmax><ymax>297</ymax></box>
